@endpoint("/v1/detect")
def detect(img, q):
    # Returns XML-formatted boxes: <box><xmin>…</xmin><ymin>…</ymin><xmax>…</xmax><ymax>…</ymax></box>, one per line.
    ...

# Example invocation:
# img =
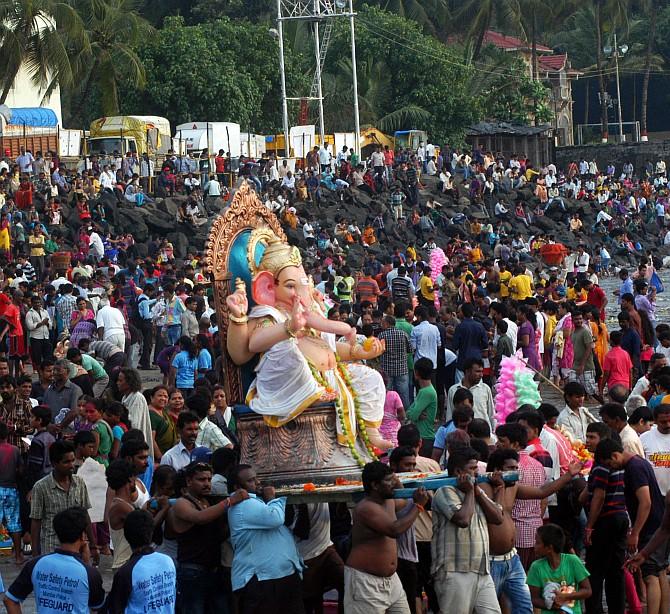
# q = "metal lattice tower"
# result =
<box><xmin>275</xmin><ymin>0</ymin><xmax>360</xmax><ymax>155</ymax></box>
<box><xmin>310</xmin><ymin>21</ymin><xmax>333</xmax><ymax>99</ymax></box>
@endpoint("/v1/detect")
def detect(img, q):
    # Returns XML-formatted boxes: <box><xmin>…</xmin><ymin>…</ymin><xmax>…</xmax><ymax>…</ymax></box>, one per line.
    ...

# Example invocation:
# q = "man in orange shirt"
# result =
<box><xmin>356</xmin><ymin>273</ymin><xmax>381</xmax><ymax>308</ymax></box>
<box><xmin>384</xmin><ymin>145</ymin><xmax>395</xmax><ymax>184</ymax></box>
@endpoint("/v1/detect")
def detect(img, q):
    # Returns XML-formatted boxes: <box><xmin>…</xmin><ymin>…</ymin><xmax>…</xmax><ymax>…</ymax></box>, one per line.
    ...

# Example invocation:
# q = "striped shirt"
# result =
<box><xmin>431</xmin><ymin>485</ymin><xmax>499</xmax><ymax>576</ymax></box>
<box><xmin>355</xmin><ymin>277</ymin><xmax>380</xmax><ymax>305</ymax></box>
<box><xmin>587</xmin><ymin>464</ymin><xmax>627</xmax><ymax>519</ymax></box>
<box><xmin>378</xmin><ymin>328</ymin><xmax>412</xmax><ymax>376</ymax></box>
<box><xmin>391</xmin><ymin>276</ymin><xmax>413</xmax><ymax>302</ymax></box>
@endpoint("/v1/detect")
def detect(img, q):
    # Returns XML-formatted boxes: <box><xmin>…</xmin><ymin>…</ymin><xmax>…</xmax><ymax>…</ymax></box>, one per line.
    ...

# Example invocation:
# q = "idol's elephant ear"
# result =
<box><xmin>251</xmin><ymin>271</ymin><xmax>276</xmax><ymax>307</ymax></box>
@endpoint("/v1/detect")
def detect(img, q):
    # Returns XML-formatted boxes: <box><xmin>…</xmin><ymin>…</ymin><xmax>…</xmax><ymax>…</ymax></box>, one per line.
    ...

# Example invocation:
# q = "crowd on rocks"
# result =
<box><xmin>1</xmin><ymin>142</ymin><xmax>670</xmax><ymax>614</ymax></box>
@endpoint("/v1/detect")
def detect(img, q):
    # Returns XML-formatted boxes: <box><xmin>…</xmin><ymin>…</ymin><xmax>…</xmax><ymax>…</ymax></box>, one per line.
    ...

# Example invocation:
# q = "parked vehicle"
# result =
<box><xmin>174</xmin><ymin>122</ymin><xmax>241</xmax><ymax>158</ymax></box>
<box><xmin>88</xmin><ymin>115</ymin><xmax>172</xmax><ymax>156</ymax></box>
<box><xmin>0</xmin><ymin>106</ymin><xmax>82</xmax><ymax>158</ymax></box>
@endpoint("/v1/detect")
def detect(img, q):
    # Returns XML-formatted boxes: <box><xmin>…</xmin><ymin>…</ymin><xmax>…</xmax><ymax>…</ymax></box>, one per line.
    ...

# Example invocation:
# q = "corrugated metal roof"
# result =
<box><xmin>483</xmin><ymin>31</ymin><xmax>552</xmax><ymax>53</ymax></box>
<box><xmin>467</xmin><ymin>121</ymin><xmax>553</xmax><ymax>136</ymax></box>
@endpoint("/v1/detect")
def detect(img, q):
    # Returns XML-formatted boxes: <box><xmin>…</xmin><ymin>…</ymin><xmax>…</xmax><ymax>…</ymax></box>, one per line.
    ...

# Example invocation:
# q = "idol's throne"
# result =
<box><xmin>206</xmin><ymin>183</ymin><xmax>371</xmax><ymax>485</ymax></box>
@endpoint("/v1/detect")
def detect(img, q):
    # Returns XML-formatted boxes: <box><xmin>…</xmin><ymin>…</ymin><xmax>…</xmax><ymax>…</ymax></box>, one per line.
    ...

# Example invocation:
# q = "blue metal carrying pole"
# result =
<box><xmin>391</xmin><ymin>471</ymin><xmax>519</xmax><ymax>499</ymax></box>
<box><xmin>149</xmin><ymin>472</ymin><xmax>520</xmax><ymax>506</ymax></box>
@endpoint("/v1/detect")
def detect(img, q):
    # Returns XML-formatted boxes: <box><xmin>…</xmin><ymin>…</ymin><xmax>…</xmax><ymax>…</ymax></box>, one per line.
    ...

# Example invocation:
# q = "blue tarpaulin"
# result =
<box><xmin>7</xmin><ymin>108</ymin><xmax>58</xmax><ymax>127</ymax></box>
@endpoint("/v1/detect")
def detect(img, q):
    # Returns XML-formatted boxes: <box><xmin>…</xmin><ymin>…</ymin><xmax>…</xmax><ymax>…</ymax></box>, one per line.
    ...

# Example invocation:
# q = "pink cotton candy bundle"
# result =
<box><xmin>428</xmin><ymin>247</ymin><xmax>447</xmax><ymax>308</ymax></box>
<box><xmin>495</xmin><ymin>352</ymin><xmax>539</xmax><ymax>424</ymax></box>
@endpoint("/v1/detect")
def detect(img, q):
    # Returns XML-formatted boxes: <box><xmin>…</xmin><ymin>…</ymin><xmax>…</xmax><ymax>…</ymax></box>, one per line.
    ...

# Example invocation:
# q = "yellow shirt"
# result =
<box><xmin>544</xmin><ymin>314</ymin><xmax>557</xmax><ymax>345</ymax></box>
<box><xmin>29</xmin><ymin>235</ymin><xmax>46</xmax><ymax>257</ymax></box>
<box><xmin>509</xmin><ymin>274</ymin><xmax>533</xmax><ymax>301</ymax></box>
<box><xmin>525</xmin><ymin>168</ymin><xmax>539</xmax><ymax>182</ymax></box>
<box><xmin>567</xmin><ymin>287</ymin><xmax>587</xmax><ymax>302</ymax></box>
<box><xmin>406</xmin><ymin>246</ymin><xmax>417</xmax><ymax>261</ymax></box>
<box><xmin>419</xmin><ymin>275</ymin><xmax>435</xmax><ymax>301</ymax></box>
<box><xmin>499</xmin><ymin>270</ymin><xmax>512</xmax><ymax>298</ymax></box>
<box><xmin>469</xmin><ymin>246</ymin><xmax>483</xmax><ymax>263</ymax></box>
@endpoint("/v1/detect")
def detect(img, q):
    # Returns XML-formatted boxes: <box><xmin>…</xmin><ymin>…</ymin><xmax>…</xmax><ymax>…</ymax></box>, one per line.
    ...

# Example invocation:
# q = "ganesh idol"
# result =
<box><xmin>225</xmin><ymin>232</ymin><xmax>392</xmax><ymax>452</ymax></box>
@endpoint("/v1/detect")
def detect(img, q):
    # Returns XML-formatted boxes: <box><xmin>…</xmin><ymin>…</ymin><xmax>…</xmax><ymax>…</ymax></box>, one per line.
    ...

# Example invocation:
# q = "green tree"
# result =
<box><xmin>0</xmin><ymin>0</ymin><xmax>87</xmax><ymax>104</ymax></box>
<box><xmin>654</xmin><ymin>4</ymin><xmax>670</xmax><ymax>61</ymax></box>
<box><xmin>67</xmin><ymin>0</ymin><xmax>151</xmax><ymax>126</ymax></box>
<box><xmin>552</xmin><ymin>1</ymin><xmax>629</xmax><ymax>140</ymax></box>
<box><xmin>191</xmin><ymin>0</ymin><xmax>273</xmax><ymax>23</ymax></box>
<box><xmin>593</xmin><ymin>0</ymin><xmax>630</xmax><ymax>140</ymax></box>
<box><xmin>324</xmin><ymin>7</ymin><xmax>477</xmax><ymax>143</ymax></box>
<box><xmin>321</xmin><ymin>56</ymin><xmax>431</xmax><ymax>133</ymax></box>
<box><xmin>465</xmin><ymin>48</ymin><xmax>553</xmax><ymax>124</ymax></box>
<box><xmin>358</xmin><ymin>0</ymin><xmax>451</xmax><ymax>38</ymax></box>
<box><xmin>138</xmin><ymin>0</ymin><xmax>194</xmax><ymax>26</ymax></box>
<box><xmin>121</xmin><ymin>16</ymin><xmax>309</xmax><ymax>133</ymax></box>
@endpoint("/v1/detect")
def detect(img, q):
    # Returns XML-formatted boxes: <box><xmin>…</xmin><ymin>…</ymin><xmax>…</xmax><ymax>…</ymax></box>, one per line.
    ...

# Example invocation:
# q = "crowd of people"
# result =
<box><xmin>1</xmin><ymin>141</ymin><xmax>670</xmax><ymax>614</ymax></box>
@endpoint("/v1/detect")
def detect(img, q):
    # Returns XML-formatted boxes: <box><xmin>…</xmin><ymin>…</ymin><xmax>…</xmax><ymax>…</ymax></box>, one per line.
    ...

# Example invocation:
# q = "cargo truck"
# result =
<box><xmin>0</xmin><ymin>106</ymin><xmax>82</xmax><ymax>158</ymax></box>
<box><xmin>88</xmin><ymin>115</ymin><xmax>172</xmax><ymax>156</ymax></box>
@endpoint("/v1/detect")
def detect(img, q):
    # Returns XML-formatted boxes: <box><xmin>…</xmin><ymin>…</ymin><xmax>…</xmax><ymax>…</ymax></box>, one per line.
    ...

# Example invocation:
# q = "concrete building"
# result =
<box><xmin>482</xmin><ymin>31</ymin><xmax>581</xmax><ymax>146</ymax></box>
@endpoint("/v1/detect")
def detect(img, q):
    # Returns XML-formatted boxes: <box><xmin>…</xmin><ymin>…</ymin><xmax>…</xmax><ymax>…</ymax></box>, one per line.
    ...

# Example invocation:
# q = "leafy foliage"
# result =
<box><xmin>470</xmin><ymin>51</ymin><xmax>553</xmax><ymax>124</ymax></box>
<box><xmin>322</xmin><ymin>7</ymin><xmax>551</xmax><ymax>143</ymax></box>
<box><xmin>0</xmin><ymin>0</ymin><xmax>87</xmax><ymax>104</ymax></box>
<box><xmin>119</xmin><ymin>16</ymin><xmax>310</xmax><ymax>133</ymax></box>
<box><xmin>323</xmin><ymin>7</ymin><xmax>477</xmax><ymax>144</ymax></box>
<box><xmin>66</xmin><ymin>0</ymin><xmax>151</xmax><ymax>126</ymax></box>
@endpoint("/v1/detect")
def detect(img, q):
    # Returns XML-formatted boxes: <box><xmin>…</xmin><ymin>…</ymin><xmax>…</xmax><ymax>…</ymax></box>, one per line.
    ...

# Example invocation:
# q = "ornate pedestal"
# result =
<box><xmin>236</xmin><ymin>404</ymin><xmax>369</xmax><ymax>486</ymax></box>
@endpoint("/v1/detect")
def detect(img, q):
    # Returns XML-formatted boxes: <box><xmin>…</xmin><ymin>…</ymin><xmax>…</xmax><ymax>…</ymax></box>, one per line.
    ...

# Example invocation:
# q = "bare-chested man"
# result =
<box><xmin>345</xmin><ymin>461</ymin><xmax>428</xmax><ymax>614</ymax></box>
<box><xmin>484</xmin><ymin>448</ymin><xmax>582</xmax><ymax>613</ymax></box>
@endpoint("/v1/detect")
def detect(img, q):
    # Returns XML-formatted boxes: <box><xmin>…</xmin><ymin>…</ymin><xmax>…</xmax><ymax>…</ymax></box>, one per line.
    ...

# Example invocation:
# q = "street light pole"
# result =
<box><xmin>614</xmin><ymin>33</ymin><xmax>625</xmax><ymax>143</ymax></box>
<box><xmin>349</xmin><ymin>0</ymin><xmax>361</xmax><ymax>156</ymax></box>
<box><xmin>276</xmin><ymin>0</ymin><xmax>291</xmax><ymax>157</ymax></box>
<box><xmin>313</xmin><ymin>0</ymin><xmax>325</xmax><ymax>143</ymax></box>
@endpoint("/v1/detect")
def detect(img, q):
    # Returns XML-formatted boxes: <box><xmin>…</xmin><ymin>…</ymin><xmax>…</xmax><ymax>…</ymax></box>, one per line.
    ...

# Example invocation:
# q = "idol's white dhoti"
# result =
<box><xmin>245</xmin><ymin>305</ymin><xmax>384</xmax><ymax>445</ymax></box>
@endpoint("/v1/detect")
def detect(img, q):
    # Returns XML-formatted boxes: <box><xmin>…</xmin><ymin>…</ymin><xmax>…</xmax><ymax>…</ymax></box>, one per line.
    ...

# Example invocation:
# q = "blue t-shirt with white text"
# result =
<box><xmin>6</xmin><ymin>550</ymin><xmax>105</xmax><ymax>614</ymax></box>
<box><xmin>104</xmin><ymin>548</ymin><xmax>176</xmax><ymax>613</ymax></box>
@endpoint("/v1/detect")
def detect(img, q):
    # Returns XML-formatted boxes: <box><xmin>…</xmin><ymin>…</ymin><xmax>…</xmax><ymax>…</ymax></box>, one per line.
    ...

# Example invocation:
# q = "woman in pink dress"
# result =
<box><xmin>552</xmin><ymin>303</ymin><xmax>574</xmax><ymax>386</ymax></box>
<box><xmin>379</xmin><ymin>373</ymin><xmax>405</xmax><ymax>446</ymax></box>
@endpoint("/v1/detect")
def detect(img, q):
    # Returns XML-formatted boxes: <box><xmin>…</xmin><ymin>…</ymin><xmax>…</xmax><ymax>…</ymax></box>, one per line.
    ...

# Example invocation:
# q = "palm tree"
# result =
<box><xmin>449</xmin><ymin>0</ymin><xmax>521</xmax><ymax>60</ymax></box>
<box><xmin>550</xmin><ymin>6</ymin><xmax>598</xmax><ymax>124</ymax></box>
<box><xmin>68</xmin><ymin>0</ymin><xmax>151</xmax><ymax>123</ymax></box>
<box><xmin>639</xmin><ymin>0</ymin><xmax>661</xmax><ymax>140</ymax></box>
<box><xmin>359</xmin><ymin>0</ymin><xmax>451</xmax><ymax>38</ymax></box>
<box><xmin>0</xmin><ymin>0</ymin><xmax>87</xmax><ymax>104</ymax></box>
<box><xmin>593</xmin><ymin>0</ymin><xmax>609</xmax><ymax>140</ymax></box>
<box><xmin>321</xmin><ymin>57</ymin><xmax>430</xmax><ymax>132</ymax></box>
<box><xmin>593</xmin><ymin>0</ymin><xmax>630</xmax><ymax>141</ymax></box>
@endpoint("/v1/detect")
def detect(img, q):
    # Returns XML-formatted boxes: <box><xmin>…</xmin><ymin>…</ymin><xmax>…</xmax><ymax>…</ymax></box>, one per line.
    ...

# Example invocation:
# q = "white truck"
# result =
<box><xmin>174</xmin><ymin>122</ymin><xmax>241</xmax><ymax>158</ymax></box>
<box><xmin>240</xmin><ymin>132</ymin><xmax>267</xmax><ymax>158</ymax></box>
